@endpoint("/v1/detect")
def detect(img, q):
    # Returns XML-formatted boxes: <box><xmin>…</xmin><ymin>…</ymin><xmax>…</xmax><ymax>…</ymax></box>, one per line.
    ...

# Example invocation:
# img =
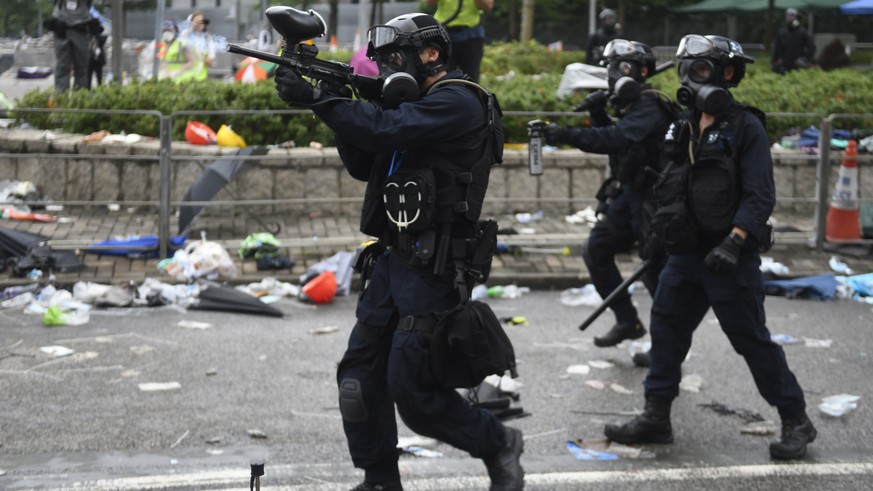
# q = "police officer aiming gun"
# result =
<box><xmin>274</xmin><ymin>11</ymin><xmax>522</xmax><ymax>491</ymax></box>
<box><xmin>541</xmin><ymin>39</ymin><xmax>675</xmax><ymax>357</ymax></box>
<box><xmin>604</xmin><ymin>34</ymin><xmax>817</xmax><ymax>461</ymax></box>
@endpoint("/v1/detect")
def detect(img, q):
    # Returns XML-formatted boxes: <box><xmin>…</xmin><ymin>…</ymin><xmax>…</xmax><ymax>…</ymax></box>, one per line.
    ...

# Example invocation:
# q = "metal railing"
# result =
<box><xmin>2</xmin><ymin>107</ymin><xmax>871</xmax><ymax>257</ymax></box>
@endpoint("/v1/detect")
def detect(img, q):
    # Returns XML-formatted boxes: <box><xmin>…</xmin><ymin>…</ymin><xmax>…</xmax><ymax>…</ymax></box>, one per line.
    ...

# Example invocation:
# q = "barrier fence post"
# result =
<box><xmin>813</xmin><ymin>117</ymin><xmax>832</xmax><ymax>251</ymax></box>
<box><xmin>159</xmin><ymin>115</ymin><xmax>172</xmax><ymax>259</ymax></box>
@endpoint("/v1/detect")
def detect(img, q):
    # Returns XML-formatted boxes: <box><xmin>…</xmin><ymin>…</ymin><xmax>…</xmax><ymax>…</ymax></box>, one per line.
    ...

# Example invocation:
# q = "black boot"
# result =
<box><xmin>604</xmin><ymin>396</ymin><xmax>673</xmax><ymax>444</ymax></box>
<box><xmin>594</xmin><ymin>320</ymin><xmax>646</xmax><ymax>347</ymax></box>
<box><xmin>631</xmin><ymin>349</ymin><xmax>650</xmax><ymax>367</ymax></box>
<box><xmin>770</xmin><ymin>414</ymin><xmax>817</xmax><ymax>460</ymax></box>
<box><xmin>483</xmin><ymin>426</ymin><xmax>524</xmax><ymax>491</ymax></box>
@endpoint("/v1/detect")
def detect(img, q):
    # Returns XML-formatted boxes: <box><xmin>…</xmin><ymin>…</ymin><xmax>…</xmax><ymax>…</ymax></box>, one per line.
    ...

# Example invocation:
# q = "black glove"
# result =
<box><xmin>275</xmin><ymin>66</ymin><xmax>319</xmax><ymax>107</ymax></box>
<box><xmin>317</xmin><ymin>79</ymin><xmax>352</xmax><ymax>100</ymax></box>
<box><xmin>573</xmin><ymin>89</ymin><xmax>609</xmax><ymax>113</ymax></box>
<box><xmin>704</xmin><ymin>232</ymin><xmax>744</xmax><ymax>275</ymax></box>
<box><xmin>542</xmin><ymin>123</ymin><xmax>566</xmax><ymax>146</ymax></box>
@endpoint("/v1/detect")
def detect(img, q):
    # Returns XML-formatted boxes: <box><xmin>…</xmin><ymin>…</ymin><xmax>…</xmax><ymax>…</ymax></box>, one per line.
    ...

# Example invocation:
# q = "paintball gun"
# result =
<box><xmin>527</xmin><ymin>120</ymin><xmax>545</xmax><ymax>176</ymax></box>
<box><xmin>226</xmin><ymin>6</ymin><xmax>382</xmax><ymax>100</ymax></box>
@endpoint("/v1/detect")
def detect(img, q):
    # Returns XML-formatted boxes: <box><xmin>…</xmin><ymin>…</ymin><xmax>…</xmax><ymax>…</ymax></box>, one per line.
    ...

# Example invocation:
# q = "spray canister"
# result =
<box><xmin>527</xmin><ymin>120</ymin><xmax>545</xmax><ymax>176</ymax></box>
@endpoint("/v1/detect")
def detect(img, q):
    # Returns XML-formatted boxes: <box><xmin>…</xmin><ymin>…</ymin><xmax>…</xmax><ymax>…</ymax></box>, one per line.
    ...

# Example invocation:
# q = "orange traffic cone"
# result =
<box><xmin>825</xmin><ymin>139</ymin><xmax>862</xmax><ymax>242</ymax></box>
<box><xmin>329</xmin><ymin>34</ymin><xmax>338</xmax><ymax>53</ymax></box>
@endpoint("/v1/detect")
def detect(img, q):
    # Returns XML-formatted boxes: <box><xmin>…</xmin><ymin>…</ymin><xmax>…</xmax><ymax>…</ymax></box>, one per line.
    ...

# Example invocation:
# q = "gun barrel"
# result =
<box><xmin>226</xmin><ymin>44</ymin><xmax>286</xmax><ymax>66</ymax></box>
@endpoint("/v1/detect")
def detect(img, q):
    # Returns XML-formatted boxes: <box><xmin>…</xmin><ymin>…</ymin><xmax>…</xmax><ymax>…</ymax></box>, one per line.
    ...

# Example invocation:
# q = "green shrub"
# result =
<box><xmin>12</xmin><ymin>41</ymin><xmax>873</xmax><ymax>145</ymax></box>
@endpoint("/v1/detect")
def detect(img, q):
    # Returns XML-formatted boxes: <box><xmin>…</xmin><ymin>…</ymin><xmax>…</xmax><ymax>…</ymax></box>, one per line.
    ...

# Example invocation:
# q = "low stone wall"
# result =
<box><xmin>0</xmin><ymin>128</ymin><xmax>856</xmax><ymax>220</ymax></box>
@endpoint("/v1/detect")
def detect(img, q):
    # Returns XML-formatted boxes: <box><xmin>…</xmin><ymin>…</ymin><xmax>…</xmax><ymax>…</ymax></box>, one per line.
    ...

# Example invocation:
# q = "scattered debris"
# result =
<box><xmin>206</xmin><ymin>437</ymin><xmax>222</xmax><ymax>444</ymax></box>
<box><xmin>740</xmin><ymin>421</ymin><xmax>778</xmax><ymax>436</ymax></box>
<box><xmin>829</xmin><ymin>256</ymin><xmax>854</xmax><ymax>275</ymax></box>
<box><xmin>206</xmin><ymin>368</ymin><xmax>218</xmax><ymax>376</ymax></box>
<box><xmin>138</xmin><ymin>382</ymin><xmax>181</xmax><ymax>392</ymax></box>
<box><xmin>818</xmin><ymin>393</ymin><xmax>861</xmax><ymax>417</ymax></box>
<box><xmin>170</xmin><ymin>430</ymin><xmax>190</xmax><ymax>448</ymax></box>
<box><xmin>39</xmin><ymin>345</ymin><xmax>74</xmax><ymax>358</ymax></box>
<box><xmin>771</xmin><ymin>333</ymin><xmax>801</xmax><ymax>345</ymax></box>
<box><xmin>679</xmin><ymin>373</ymin><xmax>703</xmax><ymax>393</ymax></box>
<box><xmin>566</xmin><ymin>364</ymin><xmax>590</xmax><ymax>375</ymax></box>
<box><xmin>609</xmin><ymin>383</ymin><xmax>633</xmax><ymax>395</ymax></box>
<box><xmin>178</xmin><ymin>320</ymin><xmax>212</xmax><ymax>329</ymax></box>
<box><xmin>401</xmin><ymin>446</ymin><xmax>443</xmax><ymax>458</ymax></box>
<box><xmin>307</xmin><ymin>326</ymin><xmax>339</xmax><ymax>335</ymax></box>
<box><xmin>588</xmin><ymin>360</ymin><xmax>614</xmax><ymax>369</ymax></box>
<box><xmin>585</xmin><ymin>380</ymin><xmax>606</xmax><ymax>390</ymax></box>
<box><xmin>803</xmin><ymin>337</ymin><xmax>833</xmax><ymax>348</ymax></box>
<box><xmin>566</xmin><ymin>440</ymin><xmax>618</xmax><ymax>460</ymax></box>
<box><xmin>247</xmin><ymin>429</ymin><xmax>268</xmax><ymax>439</ymax></box>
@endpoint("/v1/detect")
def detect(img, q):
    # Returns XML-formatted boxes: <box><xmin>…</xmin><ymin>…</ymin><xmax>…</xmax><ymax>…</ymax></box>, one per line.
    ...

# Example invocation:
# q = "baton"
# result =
<box><xmin>578</xmin><ymin>259</ymin><xmax>650</xmax><ymax>331</ymax></box>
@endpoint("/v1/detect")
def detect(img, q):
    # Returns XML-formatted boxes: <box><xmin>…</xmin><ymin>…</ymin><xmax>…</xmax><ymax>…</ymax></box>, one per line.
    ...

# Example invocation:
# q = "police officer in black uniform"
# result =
<box><xmin>604</xmin><ymin>34</ymin><xmax>817</xmax><ymax>461</ymax></box>
<box><xmin>543</xmin><ymin>39</ymin><xmax>673</xmax><ymax>355</ymax></box>
<box><xmin>585</xmin><ymin>8</ymin><xmax>621</xmax><ymax>66</ymax></box>
<box><xmin>274</xmin><ymin>12</ymin><xmax>523</xmax><ymax>491</ymax></box>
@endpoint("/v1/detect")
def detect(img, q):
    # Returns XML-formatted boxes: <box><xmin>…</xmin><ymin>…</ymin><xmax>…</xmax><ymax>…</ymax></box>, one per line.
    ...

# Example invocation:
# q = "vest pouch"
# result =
<box><xmin>651</xmin><ymin>200</ymin><xmax>698</xmax><ymax>254</ymax></box>
<box><xmin>427</xmin><ymin>301</ymin><xmax>518</xmax><ymax>389</ymax></box>
<box><xmin>689</xmin><ymin>155</ymin><xmax>738</xmax><ymax>235</ymax></box>
<box><xmin>382</xmin><ymin>166</ymin><xmax>436</xmax><ymax>234</ymax></box>
<box><xmin>650</xmin><ymin>160</ymin><xmax>698</xmax><ymax>255</ymax></box>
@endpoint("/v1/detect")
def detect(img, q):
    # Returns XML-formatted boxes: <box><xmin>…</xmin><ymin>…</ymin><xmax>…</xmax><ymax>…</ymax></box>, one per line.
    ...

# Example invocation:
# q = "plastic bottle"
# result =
<box><xmin>3</xmin><ymin>283</ymin><xmax>40</xmax><ymax>299</ymax></box>
<box><xmin>559</xmin><ymin>285</ymin><xmax>602</xmax><ymax>306</ymax></box>
<box><xmin>487</xmin><ymin>285</ymin><xmax>505</xmax><ymax>298</ymax></box>
<box><xmin>1</xmin><ymin>291</ymin><xmax>34</xmax><ymax>309</ymax></box>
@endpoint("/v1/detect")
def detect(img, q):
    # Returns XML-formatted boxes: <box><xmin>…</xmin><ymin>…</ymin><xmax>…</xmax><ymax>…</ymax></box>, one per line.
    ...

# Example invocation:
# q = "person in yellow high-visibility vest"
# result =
<box><xmin>157</xmin><ymin>20</ymin><xmax>199</xmax><ymax>82</ymax></box>
<box><xmin>426</xmin><ymin>0</ymin><xmax>492</xmax><ymax>82</ymax></box>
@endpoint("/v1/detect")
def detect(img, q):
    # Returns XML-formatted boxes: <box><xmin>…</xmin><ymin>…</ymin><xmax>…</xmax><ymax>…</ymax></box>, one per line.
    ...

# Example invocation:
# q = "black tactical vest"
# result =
<box><xmin>359</xmin><ymin>78</ymin><xmax>503</xmax><ymax>240</ymax></box>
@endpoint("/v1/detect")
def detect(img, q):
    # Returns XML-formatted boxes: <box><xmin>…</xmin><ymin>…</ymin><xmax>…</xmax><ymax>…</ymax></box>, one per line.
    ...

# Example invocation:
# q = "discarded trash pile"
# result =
<box><xmin>0</xmin><ymin>247</ymin><xmax>361</xmax><ymax>324</ymax></box>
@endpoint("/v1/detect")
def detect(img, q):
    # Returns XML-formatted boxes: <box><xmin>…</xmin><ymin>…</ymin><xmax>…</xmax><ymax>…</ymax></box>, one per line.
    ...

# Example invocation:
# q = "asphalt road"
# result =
<box><xmin>1</xmin><ymin>287</ymin><xmax>872</xmax><ymax>490</ymax></box>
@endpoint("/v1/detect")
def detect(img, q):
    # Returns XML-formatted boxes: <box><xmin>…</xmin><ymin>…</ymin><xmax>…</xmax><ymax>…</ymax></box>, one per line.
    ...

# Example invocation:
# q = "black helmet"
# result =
<box><xmin>602</xmin><ymin>39</ymin><xmax>656</xmax><ymax>76</ymax></box>
<box><xmin>676</xmin><ymin>34</ymin><xmax>754</xmax><ymax>87</ymax></box>
<box><xmin>366</xmin><ymin>13</ymin><xmax>451</xmax><ymax>63</ymax></box>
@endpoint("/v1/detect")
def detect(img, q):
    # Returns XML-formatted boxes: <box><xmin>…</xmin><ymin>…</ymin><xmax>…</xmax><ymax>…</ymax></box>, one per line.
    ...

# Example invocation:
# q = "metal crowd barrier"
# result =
<box><xmin>1</xmin><ymin>107</ymin><xmax>871</xmax><ymax>257</ymax></box>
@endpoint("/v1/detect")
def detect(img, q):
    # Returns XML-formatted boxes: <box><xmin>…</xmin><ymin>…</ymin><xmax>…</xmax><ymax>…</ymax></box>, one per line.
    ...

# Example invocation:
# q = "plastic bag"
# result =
<box><xmin>158</xmin><ymin>239</ymin><xmax>237</xmax><ymax>281</ymax></box>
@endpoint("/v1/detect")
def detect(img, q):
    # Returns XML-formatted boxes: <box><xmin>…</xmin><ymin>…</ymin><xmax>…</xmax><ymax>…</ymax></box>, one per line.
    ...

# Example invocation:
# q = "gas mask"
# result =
<box><xmin>374</xmin><ymin>48</ymin><xmax>422</xmax><ymax>109</ymax></box>
<box><xmin>607</xmin><ymin>59</ymin><xmax>642</xmax><ymax>105</ymax></box>
<box><xmin>161</xmin><ymin>31</ymin><xmax>175</xmax><ymax>43</ymax></box>
<box><xmin>676</xmin><ymin>58</ymin><xmax>730</xmax><ymax>115</ymax></box>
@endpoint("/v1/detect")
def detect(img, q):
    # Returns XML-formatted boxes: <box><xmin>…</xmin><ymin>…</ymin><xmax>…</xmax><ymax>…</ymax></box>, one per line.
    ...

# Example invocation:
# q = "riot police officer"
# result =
<box><xmin>543</xmin><ymin>39</ymin><xmax>673</xmax><ymax>355</ymax></box>
<box><xmin>274</xmin><ymin>12</ymin><xmax>523</xmax><ymax>491</ymax></box>
<box><xmin>585</xmin><ymin>8</ymin><xmax>622</xmax><ymax>66</ymax></box>
<box><xmin>604</xmin><ymin>34</ymin><xmax>817</xmax><ymax>461</ymax></box>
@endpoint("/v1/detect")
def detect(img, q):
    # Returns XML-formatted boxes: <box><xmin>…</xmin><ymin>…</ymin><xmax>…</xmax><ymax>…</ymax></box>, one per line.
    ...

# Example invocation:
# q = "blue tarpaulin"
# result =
<box><xmin>764</xmin><ymin>274</ymin><xmax>838</xmax><ymax>300</ymax></box>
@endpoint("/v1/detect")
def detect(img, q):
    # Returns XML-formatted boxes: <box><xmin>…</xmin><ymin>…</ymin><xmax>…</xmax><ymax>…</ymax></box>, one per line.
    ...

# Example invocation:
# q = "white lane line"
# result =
<box><xmin>15</xmin><ymin>461</ymin><xmax>873</xmax><ymax>490</ymax></box>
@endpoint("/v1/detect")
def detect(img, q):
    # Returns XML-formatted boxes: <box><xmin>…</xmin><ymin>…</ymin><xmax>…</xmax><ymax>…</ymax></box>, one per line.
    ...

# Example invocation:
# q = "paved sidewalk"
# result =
<box><xmin>1</xmin><ymin>205</ymin><xmax>870</xmax><ymax>289</ymax></box>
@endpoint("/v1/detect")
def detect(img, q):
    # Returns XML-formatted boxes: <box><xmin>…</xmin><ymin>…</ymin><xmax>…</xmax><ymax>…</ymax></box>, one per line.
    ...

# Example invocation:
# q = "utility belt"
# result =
<box><xmin>354</xmin><ymin>219</ymin><xmax>498</xmax><ymax>301</ymax></box>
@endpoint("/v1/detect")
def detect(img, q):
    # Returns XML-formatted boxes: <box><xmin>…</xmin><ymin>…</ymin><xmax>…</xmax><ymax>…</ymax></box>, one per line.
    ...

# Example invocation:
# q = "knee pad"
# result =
<box><xmin>338</xmin><ymin>378</ymin><xmax>368</xmax><ymax>423</ymax></box>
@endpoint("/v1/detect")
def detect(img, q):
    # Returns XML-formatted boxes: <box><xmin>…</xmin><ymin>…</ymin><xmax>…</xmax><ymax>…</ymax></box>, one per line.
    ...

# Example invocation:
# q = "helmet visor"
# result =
<box><xmin>676</xmin><ymin>34</ymin><xmax>715</xmax><ymax>58</ymax></box>
<box><xmin>602</xmin><ymin>39</ymin><xmax>644</xmax><ymax>59</ymax></box>
<box><xmin>368</xmin><ymin>25</ymin><xmax>401</xmax><ymax>52</ymax></box>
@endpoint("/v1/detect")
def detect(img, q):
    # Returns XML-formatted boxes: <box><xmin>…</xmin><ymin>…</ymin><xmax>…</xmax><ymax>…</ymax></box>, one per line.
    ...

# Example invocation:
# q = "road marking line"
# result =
<box><xmin>28</xmin><ymin>461</ymin><xmax>873</xmax><ymax>490</ymax></box>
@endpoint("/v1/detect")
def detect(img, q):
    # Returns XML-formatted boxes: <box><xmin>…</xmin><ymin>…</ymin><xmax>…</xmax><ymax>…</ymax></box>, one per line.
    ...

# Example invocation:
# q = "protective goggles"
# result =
<box><xmin>368</xmin><ymin>25</ymin><xmax>405</xmax><ymax>52</ymax></box>
<box><xmin>676</xmin><ymin>34</ymin><xmax>718</xmax><ymax>58</ymax></box>
<box><xmin>602</xmin><ymin>39</ymin><xmax>646</xmax><ymax>60</ymax></box>
<box><xmin>678</xmin><ymin>58</ymin><xmax>717</xmax><ymax>84</ymax></box>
